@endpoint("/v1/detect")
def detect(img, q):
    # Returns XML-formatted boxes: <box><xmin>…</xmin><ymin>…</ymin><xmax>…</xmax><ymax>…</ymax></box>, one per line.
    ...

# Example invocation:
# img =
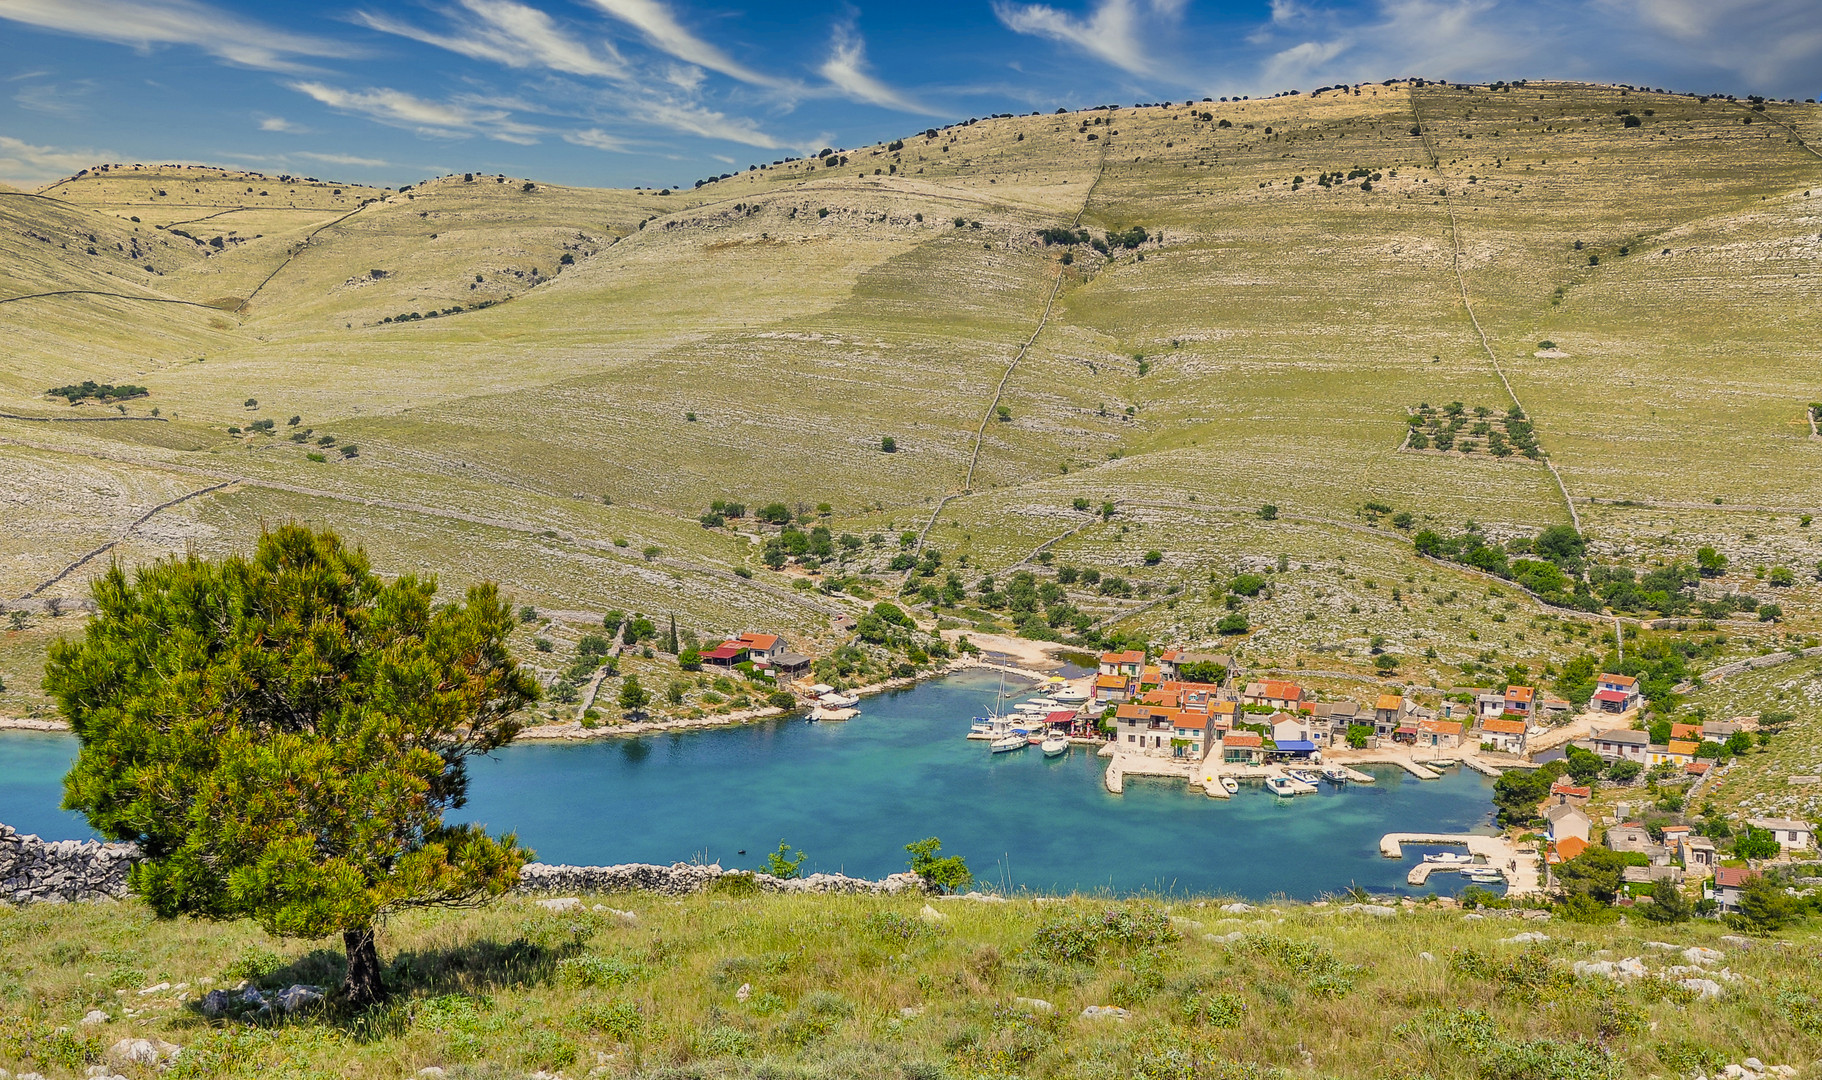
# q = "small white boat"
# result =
<box><xmin>1288</xmin><ymin>769</ymin><xmax>1322</xmax><ymax>786</ymax></box>
<box><xmin>1013</xmin><ymin>703</ymin><xmax>1050</xmax><ymax>714</ymax></box>
<box><xmin>817</xmin><ymin>692</ymin><xmax>860</xmax><ymax>708</ymax></box>
<box><xmin>990</xmin><ymin>734</ymin><xmax>1026</xmax><ymax>753</ymax></box>
<box><xmin>1463</xmin><ymin>868</ymin><xmax>1504</xmax><ymax>883</ymax></box>
<box><xmin>1052</xmin><ymin>687</ymin><xmax>1090</xmax><ymax>704</ymax></box>
<box><xmin>969</xmin><ymin>720</ymin><xmax>995</xmax><ymax>735</ymax></box>
<box><xmin>1265</xmin><ymin>776</ymin><xmax>1299</xmax><ymax>797</ymax></box>
<box><xmin>1023</xmin><ymin>697</ymin><xmax>1060</xmax><ymax>708</ymax></box>
<box><xmin>1042</xmin><ymin>736</ymin><xmax>1068</xmax><ymax>756</ymax></box>
<box><xmin>1321</xmin><ymin>766</ymin><xmax>1349</xmax><ymax>785</ymax></box>
<box><xmin>809</xmin><ymin>706</ymin><xmax>856</xmax><ymax>722</ymax></box>
<box><xmin>1220</xmin><ymin>777</ymin><xmax>1240</xmax><ymax>795</ymax></box>
<box><xmin>1423</xmin><ymin>852</ymin><xmax>1474</xmax><ymax>866</ymax></box>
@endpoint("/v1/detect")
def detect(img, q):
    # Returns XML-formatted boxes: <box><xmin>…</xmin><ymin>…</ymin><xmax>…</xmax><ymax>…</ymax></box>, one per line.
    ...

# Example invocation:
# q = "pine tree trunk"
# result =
<box><xmin>343</xmin><ymin>926</ymin><xmax>386</xmax><ymax>1007</ymax></box>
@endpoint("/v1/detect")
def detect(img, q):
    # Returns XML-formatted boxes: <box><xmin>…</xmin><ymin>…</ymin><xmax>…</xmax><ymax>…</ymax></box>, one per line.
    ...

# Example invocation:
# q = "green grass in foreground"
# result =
<box><xmin>3</xmin><ymin>891</ymin><xmax>1819</xmax><ymax>1079</ymax></box>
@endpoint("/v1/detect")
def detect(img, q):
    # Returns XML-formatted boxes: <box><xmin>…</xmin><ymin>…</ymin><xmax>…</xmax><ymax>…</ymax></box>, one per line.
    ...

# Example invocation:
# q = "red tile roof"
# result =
<box><xmin>1550</xmin><ymin>782</ymin><xmax>1592</xmax><ymax>797</ymax></box>
<box><xmin>1222</xmin><ymin>732</ymin><xmax>1262</xmax><ymax>747</ymax></box>
<box><xmin>1481</xmin><ymin>717</ymin><xmax>1527</xmax><ymax>734</ymax></box>
<box><xmin>1593</xmin><ymin>689</ymin><xmax>1631</xmax><ymax>704</ymax></box>
<box><xmin>1555</xmin><ymin>836</ymin><xmax>1589</xmax><ymax>862</ymax></box>
<box><xmin>1505</xmin><ymin>685</ymin><xmax>1535</xmax><ymax>703</ymax></box>
<box><xmin>1095</xmin><ymin>674</ymin><xmax>1129</xmax><ymax>689</ymax></box>
<box><xmin>1375</xmin><ymin>693</ymin><xmax>1405</xmax><ymax>711</ymax></box>
<box><xmin>1102</xmin><ymin>650</ymin><xmax>1145</xmax><ymax>664</ymax></box>
<box><xmin>1599</xmin><ymin>673</ymin><xmax>1638</xmax><ymax>687</ymax></box>
<box><xmin>1172</xmin><ymin>712</ymin><xmax>1210</xmax><ymax>731</ymax></box>
<box><xmin>701</xmin><ymin>644</ymin><xmax>745</xmax><ymax>660</ymax></box>
<box><xmin>1685</xmin><ymin>762</ymin><xmax>1711</xmax><ymax>775</ymax></box>
<box><xmin>737</xmin><ymin>632</ymin><xmax>780</xmax><ymax>650</ymax></box>
<box><xmin>1714</xmin><ymin>867</ymin><xmax>1757</xmax><ymax>888</ymax></box>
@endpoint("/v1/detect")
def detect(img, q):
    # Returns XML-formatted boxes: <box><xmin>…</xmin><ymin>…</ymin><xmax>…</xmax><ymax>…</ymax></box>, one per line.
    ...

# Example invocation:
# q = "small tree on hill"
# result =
<box><xmin>905</xmin><ymin>837</ymin><xmax>972</xmax><ymax>893</ymax></box>
<box><xmin>45</xmin><ymin>526</ymin><xmax>538</xmax><ymax>1007</ymax></box>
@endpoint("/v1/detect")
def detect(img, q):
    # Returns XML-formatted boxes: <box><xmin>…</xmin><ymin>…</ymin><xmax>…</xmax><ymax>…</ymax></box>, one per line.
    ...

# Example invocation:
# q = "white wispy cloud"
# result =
<box><xmin>258</xmin><ymin>115</ymin><xmax>304</xmax><ymax>132</ymax></box>
<box><xmin>818</xmin><ymin>23</ymin><xmax>932</xmax><ymax>113</ymax></box>
<box><xmin>625</xmin><ymin>98</ymin><xmax>786</xmax><ymax>148</ymax></box>
<box><xmin>0</xmin><ymin>0</ymin><xmax>349</xmax><ymax>72</ymax></box>
<box><xmin>1598</xmin><ymin>0</ymin><xmax>1822</xmax><ymax>85</ymax></box>
<box><xmin>992</xmin><ymin>0</ymin><xmax>1185</xmax><ymax>76</ymax></box>
<box><xmin>293</xmin><ymin>150</ymin><xmax>392</xmax><ymax>167</ymax></box>
<box><xmin>581</xmin><ymin>0</ymin><xmax>779</xmax><ymax>87</ymax></box>
<box><xmin>13</xmin><ymin>78</ymin><xmax>97</xmax><ymax>119</ymax></box>
<box><xmin>563</xmin><ymin>127</ymin><xmax>630</xmax><ymax>151</ymax></box>
<box><xmin>0</xmin><ymin>134</ymin><xmax>111</xmax><ymax>188</ymax></box>
<box><xmin>353</xmin><ymin>0</ymin><xmax>626</xmax><ymax>79</ymax></box>
<box><xmin>288</xmin><ymin>81</ymin><xmax>545</xmax><ymax>144</ymax></box>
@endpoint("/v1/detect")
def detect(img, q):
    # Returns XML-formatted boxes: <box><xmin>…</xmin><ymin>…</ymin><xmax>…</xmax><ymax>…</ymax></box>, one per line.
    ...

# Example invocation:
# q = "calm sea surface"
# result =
<box><xmin>0</xmin><ymin>670</ymin><xmax>1500</xmax><ymax>899</ymax></box>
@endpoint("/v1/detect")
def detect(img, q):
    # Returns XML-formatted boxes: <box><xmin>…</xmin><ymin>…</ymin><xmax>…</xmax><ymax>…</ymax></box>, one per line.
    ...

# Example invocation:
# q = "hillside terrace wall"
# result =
<box><xmin>0</xmin><ymin>823</ymin><xmax>926</xmax><ymax>904</ymax></box>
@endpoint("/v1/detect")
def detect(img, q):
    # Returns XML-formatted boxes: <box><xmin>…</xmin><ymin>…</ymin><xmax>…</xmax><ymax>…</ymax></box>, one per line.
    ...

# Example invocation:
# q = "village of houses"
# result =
<box><xmin>1053</xmin><ymin>646</ymin><xmax>1801</xmax><ymax>909</ymax></box>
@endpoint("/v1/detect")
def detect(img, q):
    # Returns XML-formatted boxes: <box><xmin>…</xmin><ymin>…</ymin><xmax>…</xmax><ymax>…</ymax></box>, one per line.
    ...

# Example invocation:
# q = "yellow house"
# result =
<box><xmin>1647</xmin><ymin>740</ymin><xmax>1698</xmax><ymax>767</ymax></box>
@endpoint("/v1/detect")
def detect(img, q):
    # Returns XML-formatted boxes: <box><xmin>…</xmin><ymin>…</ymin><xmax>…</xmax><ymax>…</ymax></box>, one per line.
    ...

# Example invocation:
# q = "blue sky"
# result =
<box><xmin>1</xmin><ymin>0</ymin><xmax>1818</xmax><ymax>190</ymax></box>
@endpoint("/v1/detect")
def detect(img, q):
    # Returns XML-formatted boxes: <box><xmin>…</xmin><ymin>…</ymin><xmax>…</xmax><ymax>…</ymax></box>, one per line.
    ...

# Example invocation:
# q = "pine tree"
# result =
<box><xmin>667</xmin><ymin>613</ymin><xmax>679</xmax><ymax>654</ymax></box>
<box><xmin>45</xmin><ymin>526</ymin><xmax>537</xmax><ymax>1007</ymax></box>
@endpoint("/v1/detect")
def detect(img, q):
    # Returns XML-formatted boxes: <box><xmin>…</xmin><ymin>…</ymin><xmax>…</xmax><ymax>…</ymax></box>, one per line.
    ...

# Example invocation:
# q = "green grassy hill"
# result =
<box><xmin>2</xmin><ymin>888</ymin><xmax>1816</xmax><ymax>1080</ymax></box>
<box><xmin>2</xmin><ymin>80</ymin><xmax>1819</xmax><ymax>726</ymax></box>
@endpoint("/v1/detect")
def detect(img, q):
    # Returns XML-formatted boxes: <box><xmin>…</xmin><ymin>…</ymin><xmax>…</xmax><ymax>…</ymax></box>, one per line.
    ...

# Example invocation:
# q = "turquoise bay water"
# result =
<box><xmin>0</xmin><ymin>670</ymin><xmax>1499</xmax><ymax>899</ymax></box>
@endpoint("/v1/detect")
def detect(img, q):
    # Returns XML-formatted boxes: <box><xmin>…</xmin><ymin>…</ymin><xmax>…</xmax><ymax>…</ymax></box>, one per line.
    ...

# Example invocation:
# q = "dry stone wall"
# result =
<box><xmin>0</xmin><ymin>823</ymin><xmax>927</xmax><ymax>904</ymax></box>
<box><xmin>0</xmin><ymin>824</ymin><xmax>138</xmax><ymax>904</ymax></box>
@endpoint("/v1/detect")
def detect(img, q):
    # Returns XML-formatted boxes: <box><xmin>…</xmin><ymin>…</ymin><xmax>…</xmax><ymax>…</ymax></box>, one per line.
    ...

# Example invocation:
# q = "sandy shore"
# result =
<box><xmin>0</xmin><ymin>716</ymin><xmax>68</xmax><ymax>732</ymax></box>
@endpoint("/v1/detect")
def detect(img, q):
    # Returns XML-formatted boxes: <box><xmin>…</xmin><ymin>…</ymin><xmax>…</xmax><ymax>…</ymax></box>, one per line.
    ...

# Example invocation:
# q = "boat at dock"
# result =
<box><xmin>990</xmin><ymin>734</ymin><xmax>1027</xmax><ymax>753</ymax></box>
<box><xmin>1265</xmin><ymin>776</ymin><xmax>1300</xmax><ymax>797</ymax></box>
<box><xmin>1220</xmin><ymin>777</ymin><xmax>1240</xmax><ymax>795</ymax></box>
<box><xmin>1287</xmin><ymin>768</ymin><xmax>1322</xmax><ymax>786</ymax></box>
<box><xmin>1462</xmin><ymin>868</ymin><xmax>1505</xmax><ymax>883</ymax></box>
<box><xmin>809</xmin><ymin>706</ymin><xmax>857</xmax><ymax>722</ymax></box>
<box><xmin>816</xmin><ymin>692</ymin><xmax>860</xmax><ymax>708</ymax></box>
<box><xmin>1422</xmin><ymin>852</ymin><xmax>1474</xmax><ymax>865</ymax></box>
<box><xmin>1042</xmin><ymin>736</ymin><xmax>1068</xmax><ymax>756</ymax></box>
<box><xmin>1320</xmin><ymin>766</ymin><xmax>1349</xmax><ymax>785</ymax></box>
<box><xmin>1051</xmin><ymin>687</ymin><xmax>1089</xmax><ymax>704</ymax></box>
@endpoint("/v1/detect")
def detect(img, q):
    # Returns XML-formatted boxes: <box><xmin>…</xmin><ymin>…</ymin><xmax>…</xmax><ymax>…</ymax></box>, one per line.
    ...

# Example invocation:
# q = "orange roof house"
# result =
<box><xmin>1481</xmin><ymin>717</ymin><xmax>1527</xmax><ymax>735</ymax></box>
<box><xmin>737</xmin><ymin>632</ymin><xmax>781</xmax><ymax>651</ymax></box>
<box><xmin>1551</xmin><ymin>836</ymin><xmax>1589</xmax><ymax>863</ymax></box>
<box><xmin>1375</xmin><ymin>693</ymin><xmax>1405</xmax><ymax>712</ymax></box>
<box><xmin>1222</xmin><ymin>731</ymin><xmax>1262</xmax><ymax>747</ymax></box>
<box><xmin>1095</xmin><ymin>674</ymin><xmax>1128</xmax><ymax>689</ymax></box>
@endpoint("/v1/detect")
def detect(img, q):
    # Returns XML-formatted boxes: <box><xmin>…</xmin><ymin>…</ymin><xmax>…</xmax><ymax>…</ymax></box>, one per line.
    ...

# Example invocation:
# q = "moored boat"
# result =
<box><xmin>1042</xmin><ymin>736</ymin><xmax>1068</xmax><ymax>756</ymax></box>
<box><xmin>1320</xmin><ymin>766</ymin><xmax>1349</xmax><ymax>785</ymax></box>
<box><xmin>1422</xmin><ymin>852</ymin><xmax>1473</xmax><ymax>865</ymax></box>
<box><xmin>1265</xmin><ymin>775</ymin><xmax>1299</xmax><ymax>797</ymax></box>
<box><xmin>990</xmin><ymin>734</ymin><xmax>1026</xmax><ymax>753</ymax></box>
<box><xmin>1220</xmin><ymin>777</ymin><xmax>1240</xmax><ymax>795</ymax></box>
<box><xmin>1052</xmin><ymin>687</ymin><xmax>1090</xmax><ymax>704</ymax></box>
<box><xmin>1288</xmin><ymin>768</ymin><xmax>1322</xmax><ymax>786</ymax></box>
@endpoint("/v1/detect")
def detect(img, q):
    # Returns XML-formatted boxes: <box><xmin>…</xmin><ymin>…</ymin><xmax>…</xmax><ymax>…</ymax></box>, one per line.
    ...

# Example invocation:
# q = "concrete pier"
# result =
<box><xmin>1379</xmin><ymin>832</ymin><xmax>1540</xmax><ymax>896</ymax></box>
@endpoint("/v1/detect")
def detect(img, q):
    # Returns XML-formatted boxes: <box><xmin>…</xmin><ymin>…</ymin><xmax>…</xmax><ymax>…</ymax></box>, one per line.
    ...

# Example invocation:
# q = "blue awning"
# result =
<box><xmin>1273</xmin><ymin>740</ymin><xmax>1318</xmax><ymax>753</ymax></box>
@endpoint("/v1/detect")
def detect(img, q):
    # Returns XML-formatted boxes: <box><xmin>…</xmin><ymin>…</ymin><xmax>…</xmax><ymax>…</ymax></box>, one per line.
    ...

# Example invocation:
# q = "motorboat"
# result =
<box><xmin>969</xmin><ymin>720</ymin><xmax>995</xmax><ymax>735</ymax></box>
<box><xmin>1265</xmin><ymin>776</ymin><xmax>1300</xmax><ymax>797</ymax></box>
<box><xmin>1462</xmin><ymin>868</ymin><xmax>1505</xmax><ymax>883</ymax></box>
<box><xmin>1013</xmin><ymin>702</ymin><xmax>1050</xmax><ymax>714</ymax></box>
<box><xmin>1423</xmin><ymin>852</ymin><xmax>1474</xmax><ymax>866</ymax></box>
<box><xmin>808</xmin><ymin>705</ymin><xmax>856</xmax><ymax>722</ymax></box>
<box><xmin>1042</xmin><ymin>736</ymin><xmax>1069</xmax><ymax>756</ymax></box>
<box><xmin>1287</xmin><ymin>769</ymin><xmax>1322</xmax><ymax>786</ymax></box>
<box><xmin>1220</xmin><ymin>777</ymin><xmax>1240</xmax><ymax>795</ymax></box>
<box><xmin>817</xmin><ymin>691</ymin><xmax>860</xmax><ymax>708</ymax></box>
<box><xmin>1023</xmin><ymin>697</ymin><xmax>1060</xmax><ymax>708</ymax></box>
<box><xmin>990</xmin><ymin>734</ymin><xmax>1027</xmax><ymax>753</ymax></box>
<box><xmin>1320</xmin><ymin>766</ymin><xmax>1350</xmax><ymax>785</ymax></box>
<box><xmin>1052</xmin><ymin>687</ymin><xmax>1090</xmax><ymax>704</ymax></box>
